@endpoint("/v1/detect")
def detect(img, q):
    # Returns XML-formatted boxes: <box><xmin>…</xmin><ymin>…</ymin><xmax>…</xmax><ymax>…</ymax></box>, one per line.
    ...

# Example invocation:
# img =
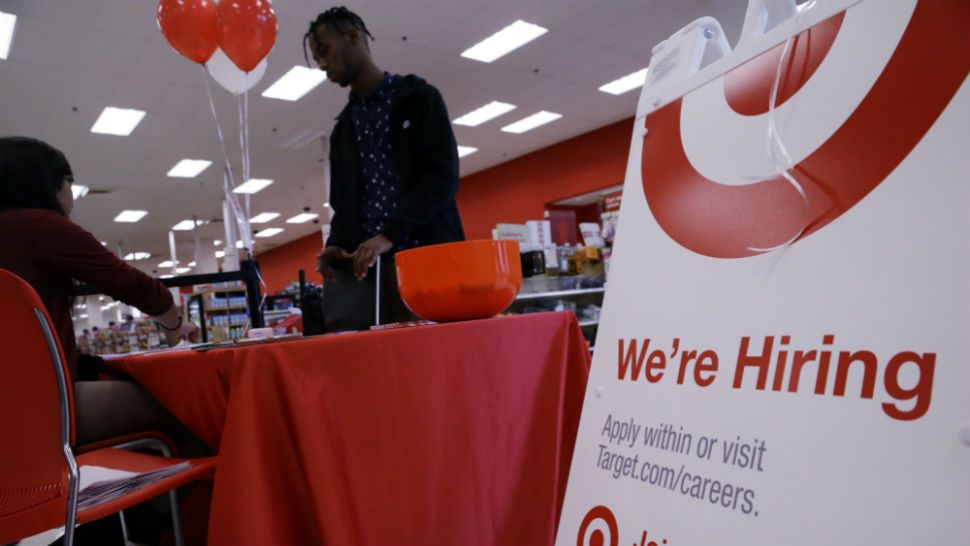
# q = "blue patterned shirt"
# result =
<box><xmin>349</xmin><ymin>72</ymin><xmax>416</xmax><ymax>251</ymax></box>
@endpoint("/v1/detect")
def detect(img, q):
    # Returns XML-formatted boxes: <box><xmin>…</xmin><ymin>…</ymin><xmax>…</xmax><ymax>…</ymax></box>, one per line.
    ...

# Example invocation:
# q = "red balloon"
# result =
<box><xmin>217</xmin><ymin>0</ymin><xmax>278</xmax><ymax>73</ymax></box>
<box><xmin>157</xmin><ymin>0</ymin><xmax>219</xmax><ymax>64</ymax></box>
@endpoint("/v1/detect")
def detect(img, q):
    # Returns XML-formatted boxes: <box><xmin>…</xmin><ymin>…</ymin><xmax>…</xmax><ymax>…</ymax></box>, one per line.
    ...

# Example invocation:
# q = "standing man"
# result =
<box><xmin>305</xmin><ymin>6</ymin><xmax>464</xmax><ymax>330</ymax></box>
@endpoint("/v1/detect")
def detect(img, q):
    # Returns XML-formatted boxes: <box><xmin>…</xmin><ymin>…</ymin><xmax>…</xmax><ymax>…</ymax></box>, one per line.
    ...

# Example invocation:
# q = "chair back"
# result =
<box><xmin>0</xmin><ymin>268</ymin><xmax>78</xmax><ymax>543</ymax></box>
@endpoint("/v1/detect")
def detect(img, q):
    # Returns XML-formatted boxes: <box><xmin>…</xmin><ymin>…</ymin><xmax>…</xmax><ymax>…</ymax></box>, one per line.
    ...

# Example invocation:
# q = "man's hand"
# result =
<box><xmin>351</xmin><ymin>234</ymin><xmax>393</xmax><ymax>280</ymax></box>
<box><xmin>316</xmin><ymin>246</ymin><xmax>352</xmax><ymax>281</ymax></box>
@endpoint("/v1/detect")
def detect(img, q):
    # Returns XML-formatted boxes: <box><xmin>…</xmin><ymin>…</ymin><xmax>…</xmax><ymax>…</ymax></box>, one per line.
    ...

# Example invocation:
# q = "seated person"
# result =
<box><xmin>0</xmin><ymin>136</ymin><xmax>202</xmax><ymax>450</ymax></box>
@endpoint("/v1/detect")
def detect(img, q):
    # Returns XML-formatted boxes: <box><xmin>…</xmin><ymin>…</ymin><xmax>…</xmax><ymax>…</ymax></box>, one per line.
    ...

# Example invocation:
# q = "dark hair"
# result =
<box><xmin>0</xmin><ymin>136</ymin><xmax>73</xmax><ymax>215</ymax></box>
<box><xmin>303</xmin><ymin>6</ymin><xmax>375</xmax><ymax>66</ymax></box>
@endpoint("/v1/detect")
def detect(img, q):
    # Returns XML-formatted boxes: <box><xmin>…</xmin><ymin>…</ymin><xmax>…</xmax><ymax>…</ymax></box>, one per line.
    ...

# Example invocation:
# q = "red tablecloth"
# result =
<box><xmin>108</xmin><ymin>312</ymin><xmax>590</xmax><ymax>546</ymax></box>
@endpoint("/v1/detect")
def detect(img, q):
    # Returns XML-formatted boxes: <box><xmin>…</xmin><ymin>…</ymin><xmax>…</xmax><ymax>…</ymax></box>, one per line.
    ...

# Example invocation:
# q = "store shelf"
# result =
<box><xmin>205</xmin><ymin>305</ymin><xmax>249</xmax><ymax>312</ymax></box>
<box><xmin>515</xmin><ymin>287</ymin><xmax>605</xmax><ymax>301</ymax></box>
<box><xmin>195</xmin><ymin>287</ymin><xmax>247</xmax><ymax>296</ymax></box>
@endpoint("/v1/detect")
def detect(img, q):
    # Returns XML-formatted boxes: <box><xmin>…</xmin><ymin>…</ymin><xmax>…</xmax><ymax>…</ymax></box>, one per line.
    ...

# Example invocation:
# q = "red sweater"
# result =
<box><xmin>0</xmin><ymin>209</ymin><xmax>173</xmax><ymax>378</ymax></box>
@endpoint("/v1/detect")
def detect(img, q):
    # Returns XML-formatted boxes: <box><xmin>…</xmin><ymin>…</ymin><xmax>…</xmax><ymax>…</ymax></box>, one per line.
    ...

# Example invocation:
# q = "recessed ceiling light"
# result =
<box><xmin>501</xmin><ymin>111</ymin><xmax>562</xmax><ymax>134</ymax></box>
<box><xmin>233</xmin><ymin>178</ymin><xmax>273</xmax><ymax>194</ymax></box>
<box><xmin>453</xmin><ymin>101</ymin><xmax>516</xmax><ymax>127</ymax></box>
<box><xmin>0</xmin><ymin>12</ymin><xmax>16</xmax><ymax>60</ymax></box>
<box><xmin>90</xmin><ymin>107</ymin><xmax>146</xmax><ymax>136</ymax></box>
<box><xmin>250</xmin><ymin>212</ymin><xmax>280</xmax><ymax>224</ymax></box>
<box><xmin>457</xmin><ymin>146</ymin><xmax>478</xmax><ymax>158</ymax></box>
<box><xmin>215</xmin><ymin>250</ymin><xmax>226</xmax><ymax>258</ymax></box>
<box><xmin>175</xmin><ymin>267</ymin><xmax>191</xmax><ymax>274</ymax></box>
<box><xmin>286</xmin><ymin>213</ymin><xmax>318</xmax><ymax>224</ymax></box>
<box><xmin>598</xmin><ymin>68</ymin><xmax>649</xmax><ymax>96</ymax></box>
<box><xmin>114</xmin><ymin>210</ymin><xmax>147</xmax><ymax>223</ymax></box>
<box><xmin>158</xmin><ymin>260</ymin><xmax>176</xmax><ymax>268</ymax></box>
<box><xmin>262</xmin><ymin>66</ymin><xmax>328</xmax><ymax>101</ymax></box>
<box><xmin>256</xmin><ymin>228</ymin><xmax>283</xmax><ymax>238</ymax></box>
<box><xmin>235</xmin><ymin>240</ymin><xmax>245</xmax><ymax>249</ymax></box>
<box><xmin>167</xmin><ymin>159</ymin><xmax>212</xmax><ymax>178</ymax></box>
<box><xmin>171</xmin><ymin>219</ymin><xmax>199</xmax><ymax>231</ymax></box>
<box><xmin>123</xmin><ymin>252</ymin><xmax>151</xmax><ymax>261</ymax></box>
<box><xmin>461</xmin><ymin>20</ymin><xmax>547</xmax><ymax>63</ymax></box>
<box><xmin>71</xmin><ymin>184</ymin><xmax>89</xmax><ymax>199</ymax></box>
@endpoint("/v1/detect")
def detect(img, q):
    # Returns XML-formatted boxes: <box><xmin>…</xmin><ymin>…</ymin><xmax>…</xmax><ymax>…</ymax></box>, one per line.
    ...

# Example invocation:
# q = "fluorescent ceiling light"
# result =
<box><xmin>0</xmin><ymin>12</ymin><xmax>16</xmax><ymax>60</ymax></box>
<box><xmin>71</xmin><ymin>184</ymin><xmax>89</xmax><ymax>199</ymax></box>
<box><xmin>501</xmin><ymin>111</ymin><xmax>562</xmax><ymax>134</ymax></box>
<box><xmin>188</xmin><ymin>261</ymin><xmax>197</xmax><ymax>267</ymax></box>
<box><xmin>453</xmin><ymin>101</ymin><xmax>516</xmax><ymax>127</ymax></box>
<box><xmin>233</xmin><ymin>178</ymin><xmax>273</xmax><ymax>194</ymax></box>
<box><xmin>598</xmin><ymin>68</ymin><xmax>649</xmax><ymax>96</ymax></box>
<box><xmin>123</xmin><ymin>252</ymin><xmax>151</xmax><ymax>261</ymax></box>
<box><xmin>461</xmin><ymin>20</ymin><xmax>547</xmax><ymax>63</ymax></box>
<box><xmin>457</xmin><ymin>146</ymin><xmax>478</xmax><ymax>158</ymax></box>
<box><xmin>90</xmin><ymin>107</ymin><xmax>146</xmax><ymax>136</ymax></box>
<box><xmin>214</xmin><ymin>239</ymin><xmax>222</xmax><ymax>246</ymax></box>
<box><xmin>250</xmin><ymin>212</ymin><xmax>280</xmax><ymax>224</ymax></box>
<box><xmin>79</xmin><ymin>314</ymin><xmax>88</xmax><ymax>319</ymax></box>
<box><xmin>175</xmin><ymin>267</ymin><xmax>191</xmax><ymax>274</ymax></box>
<box><xmin>100</xmin><ymin>241</ymin><xmax>108</xmax><ymax>246</ymax></box>
<box><xmin>286</xmin><ymin>213</ymin><xmax>318</xmax><ymax>224</ymax></box>
<box><xmin>114</xmin><ymin>210</ymin><xmax>147</xmax><ymax>223</ymax></box>
<box><xmin>215</xmin><ymin>250</ymin><xmax>226</xmax><ymax>258</ymax></box>
<box><xmin>255</xmin><ymin>228</ymin><xmax>283</xmax><ymax>238</ymax></box>
<box><xmin>160</xmin><ymin>274</ymin><xmax>175</xmax><ymax>279</ymax></box>
<box><xmin>158</xmin><ymin>260</ymin><xmax>176</xmax><ymax>268</ymax></box>
<box><xmin>235</xmin><ymin>240</ymin><xmax>245</xmax><ymax>249</ymax></box>
<box><xmin>262</xmin><ymin>66</ymin><xmax>328</xmax><ymax>101</ymax></box>
<box><xmin>167</xmin><ymin>159</ymin><xmax>212</xmax><ymax>178</ymax></box>
<box><xmin>323</xmin><ymin>202</ymin><xmax>331</xmax><ymax>208</ymax></box>
<box><xmin>172</xmin><ymin>219</ymin><xmax>199</xmax><ymax>231</ymax></box>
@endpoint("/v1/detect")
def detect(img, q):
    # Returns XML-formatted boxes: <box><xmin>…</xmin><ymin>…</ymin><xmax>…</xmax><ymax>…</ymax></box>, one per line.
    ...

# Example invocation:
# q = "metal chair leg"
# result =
<box><xmin>109</xmin><ymin>438</ymin><xmax>186</xmax><ymax>546</ymax></box>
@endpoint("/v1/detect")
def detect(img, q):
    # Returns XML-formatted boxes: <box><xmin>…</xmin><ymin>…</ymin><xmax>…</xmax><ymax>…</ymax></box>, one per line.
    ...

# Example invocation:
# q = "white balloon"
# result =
<box><xmin>206</xmin><ymin>48</ymin><xmax>267</xmax><ymax>95</ymax></box>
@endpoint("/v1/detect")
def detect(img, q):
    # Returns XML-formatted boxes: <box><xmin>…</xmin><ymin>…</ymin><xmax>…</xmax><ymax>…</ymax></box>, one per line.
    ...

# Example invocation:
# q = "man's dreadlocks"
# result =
<box><xmin>303</xmin><ymin>7</ymin><xmax>375</xmax><ymax>66</ymax></box>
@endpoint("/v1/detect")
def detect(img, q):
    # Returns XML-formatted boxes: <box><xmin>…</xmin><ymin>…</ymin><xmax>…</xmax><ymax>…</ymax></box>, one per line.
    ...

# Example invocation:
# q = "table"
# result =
<box><xmin>108</xmin><ymin>312</ymin><xmax>590</xmax><ymax>546</ymax></box>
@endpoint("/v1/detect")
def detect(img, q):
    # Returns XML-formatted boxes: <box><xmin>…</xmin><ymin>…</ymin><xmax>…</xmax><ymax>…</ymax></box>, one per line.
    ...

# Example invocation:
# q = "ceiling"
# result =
<box><xmin>0</xmin><ymin>0</ymin><xmax>745</xmax><ymax>275</ymax></box>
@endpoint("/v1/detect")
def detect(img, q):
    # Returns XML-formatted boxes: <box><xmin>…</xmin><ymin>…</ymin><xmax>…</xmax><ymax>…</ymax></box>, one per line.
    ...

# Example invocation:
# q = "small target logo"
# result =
<box><xmin>576</xmin><ymin>505</ymin><xmax>619</xmax><ymax>546</ymax></box>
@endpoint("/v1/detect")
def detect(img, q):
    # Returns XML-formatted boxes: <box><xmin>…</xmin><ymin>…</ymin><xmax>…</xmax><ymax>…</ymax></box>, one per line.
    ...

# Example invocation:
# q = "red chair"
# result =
<box><xmin>0</xmin><ymin>268</ymin><xmax>216</xmax><ymax>546</ymax></box>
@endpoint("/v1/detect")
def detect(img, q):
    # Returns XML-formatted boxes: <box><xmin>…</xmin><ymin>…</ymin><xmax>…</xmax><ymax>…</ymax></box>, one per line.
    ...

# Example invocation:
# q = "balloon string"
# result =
<box><xmin>747</xmin><ymin>0</ymin><xmax>818</xmax><ymax>254</ymax></box>
<box><xmin>203</xmin><ymin>64</ymin><xmax>234</xmax><ymax>188</ymax></box>
<box><xmin>244</xmin><ymin>88</ymin><xmax>252</xmax><ymax>185</ymax></box>
<box><xmin>237</xmin><ymin>93</ymin><xmax>247</xmax><ymax>185</ymax></box>
<box><xmin>203</xmin><ymin>64</ymin><xmax>252</xmax><ymax>254</ymax></box>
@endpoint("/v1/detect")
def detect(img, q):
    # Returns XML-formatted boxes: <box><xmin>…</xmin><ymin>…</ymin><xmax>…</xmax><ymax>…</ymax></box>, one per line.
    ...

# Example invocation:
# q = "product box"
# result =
<box><xmin>493</xmin><ymin>223</ymin><xmax>529</xmax><ymax>243</ymax></box>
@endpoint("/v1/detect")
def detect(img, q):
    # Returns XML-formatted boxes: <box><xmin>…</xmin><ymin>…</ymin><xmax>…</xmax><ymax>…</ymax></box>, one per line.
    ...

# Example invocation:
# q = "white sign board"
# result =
<box><xmin>557</xmin><ymin>1</ymin><xmax>970</xmax><ymax>544</ymax></box>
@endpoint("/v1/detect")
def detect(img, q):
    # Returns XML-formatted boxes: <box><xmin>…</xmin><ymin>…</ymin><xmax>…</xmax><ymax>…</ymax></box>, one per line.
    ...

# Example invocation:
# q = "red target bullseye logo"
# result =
<box><xmin>640</xmin><ymin>1</ymin><xmax>969</xmax><ymax>259</ymax></box>
<box><xmin>577</xmin><ymin>505</ymin><xmax>619</xmax><ymax>546</ymax></box>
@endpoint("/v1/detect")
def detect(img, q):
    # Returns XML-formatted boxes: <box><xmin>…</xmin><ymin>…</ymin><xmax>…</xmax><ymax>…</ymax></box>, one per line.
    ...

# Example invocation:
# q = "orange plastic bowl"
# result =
<box><xmin>395</xmin><ymin>240</ymin><xmax>522</xmax><ymax>322</ymax></box>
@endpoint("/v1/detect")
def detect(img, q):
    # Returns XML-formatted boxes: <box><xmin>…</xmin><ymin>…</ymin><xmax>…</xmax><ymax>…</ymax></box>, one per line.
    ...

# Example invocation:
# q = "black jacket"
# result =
<box><xmin>326</xmin><ymin>74</ymin><xmax>465</xmax><ymax>252</ymax></box>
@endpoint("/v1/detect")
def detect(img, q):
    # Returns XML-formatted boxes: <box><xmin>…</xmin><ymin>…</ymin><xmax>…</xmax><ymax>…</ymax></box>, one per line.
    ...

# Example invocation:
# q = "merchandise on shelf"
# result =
<box><xmin>75</xmin><ymin>319</ymin><xmax>168</xmax><ymax>356</ymax></box>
